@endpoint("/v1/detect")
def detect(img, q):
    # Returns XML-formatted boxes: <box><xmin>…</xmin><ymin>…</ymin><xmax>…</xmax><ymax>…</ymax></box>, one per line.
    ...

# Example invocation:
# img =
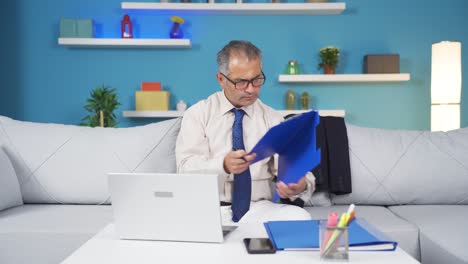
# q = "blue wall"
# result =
<box><xmin>1</xmin><ymin>0</ymin><xmax>467</xmax><ymax>129</ymax></box>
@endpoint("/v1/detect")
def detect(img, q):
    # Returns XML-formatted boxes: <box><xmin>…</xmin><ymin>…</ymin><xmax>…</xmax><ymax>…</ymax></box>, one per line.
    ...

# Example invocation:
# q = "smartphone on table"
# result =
<box><xmin>243</xmin><ymin>238</ymin><xmax>276</xmax><ymax>254</ymax></box>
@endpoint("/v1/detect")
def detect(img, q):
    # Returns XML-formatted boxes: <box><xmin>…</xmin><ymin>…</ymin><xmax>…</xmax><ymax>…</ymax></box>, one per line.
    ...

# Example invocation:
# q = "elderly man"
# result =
<box><xmin>176</xmin><ymin>40</ymin><xmax>315</xmax><ymax>223</ymax></box>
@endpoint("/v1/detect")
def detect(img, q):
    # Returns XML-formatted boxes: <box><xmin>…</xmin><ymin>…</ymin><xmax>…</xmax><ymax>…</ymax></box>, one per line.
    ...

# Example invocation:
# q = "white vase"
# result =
<box><xmin>176</xmin><ymin>100</ymin><xmax>187</xmax><ymax>111</ymax></box>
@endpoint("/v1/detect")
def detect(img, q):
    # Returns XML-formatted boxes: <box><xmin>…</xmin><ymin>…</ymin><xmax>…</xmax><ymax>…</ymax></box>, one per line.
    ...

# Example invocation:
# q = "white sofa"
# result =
<box><xmin>1</xmin><ymin>115</ymin><xmax>467</xmax><ymax>264</ymax></box>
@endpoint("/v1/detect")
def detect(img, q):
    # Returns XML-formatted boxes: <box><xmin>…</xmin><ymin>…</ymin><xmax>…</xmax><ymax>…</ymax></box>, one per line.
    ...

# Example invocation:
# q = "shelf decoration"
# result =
<box><xmin>60</xmin><ymin>18</ymin><xmax>94</xmax><ymax>38</ymax></box>
<box><xmin>141</xmin><ymin>82</ymin><xmax>161</xmax><ymax>91</ymax></box>
<box><xmin>318</xmin><ymin>46</ymin><xmax>340</xmax><ymax>74</ymax></box>
<box><xmin>170</xmin><ymin>16</ymin><xmax>185</xmax><ymax>39</ymax></box>
<box><xmin>301</xmin><ymin>92</ymin><xmax>310</xmax><ymax>110</ymax></box>
<box><xmin>364</xmin><ymin>54</ymin><xmax>400</xmax><ymax>74</ymax></box>
<box><xmin>286</xmin><ymin>60</ymin><xmax>300</xmax><ymax>75</ymax></box>
<box><xmin>286</xmin><ymin>90</ymin><xmax>296</xmax><ymax>110</ymax></box>
<box><xmin>176</xmin><ymin>100</ymin><xmax>187</xmax><ymax>111</ymax></box>
<box><xmin>121</xmin><ymin>14</ymin><xmax>133</xmax><ymax>38</ymax></box>
<box><xmin>136</xmin><ymin>82</ymin><xmax>169</xmax><ymax>111</ymax></box>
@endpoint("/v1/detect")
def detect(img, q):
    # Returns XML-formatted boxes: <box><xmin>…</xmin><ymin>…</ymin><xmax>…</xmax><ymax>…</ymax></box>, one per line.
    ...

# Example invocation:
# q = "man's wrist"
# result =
<box><xmin>289</xmin><ymin>180</ymin><xmax>310</xmax><ymax>201</ymax></box>
<box><xmin>223</xmin><ymin>157</ymin><xmax>231</xmax><ymax>174</ymax></box>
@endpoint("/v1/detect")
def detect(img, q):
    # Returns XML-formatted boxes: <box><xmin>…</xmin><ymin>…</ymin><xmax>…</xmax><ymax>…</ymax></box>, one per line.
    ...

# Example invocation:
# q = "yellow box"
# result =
<box><xmin>135</xmin><ymin>91</ymin><xmax>170</xmax><ymax>111</ymax></box>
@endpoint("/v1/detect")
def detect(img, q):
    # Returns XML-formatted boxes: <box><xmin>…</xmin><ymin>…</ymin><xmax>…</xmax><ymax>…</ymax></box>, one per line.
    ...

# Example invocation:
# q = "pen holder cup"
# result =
<box><xmin>319</xmin><ymin>220</ymin><xmax>349</xmax><ymax>261</ymax></box>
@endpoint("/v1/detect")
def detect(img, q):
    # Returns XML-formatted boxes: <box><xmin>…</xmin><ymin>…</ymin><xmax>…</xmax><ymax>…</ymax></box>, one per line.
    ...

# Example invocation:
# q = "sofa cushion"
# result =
<box><xmin>304</xmin><ymin>205</ymin><xmax>420</xmax><ymax>260</ymax></box>
<box><xmin>332</xmin><ymin>124</ymin><xmax>468</xmax><ymax>205</ymax></box>
<box><xmin>389</xmin><ymin>205</ymin><xmax>468</xmax><ymax>264</ymax></box>
<box><xmin>0</xmin><ymin>116</ymin><xmax>181</xmax><ymax>204</ymax></box>
<box><xmin>306</xmin><ymin>191</ymin><xmax>332</xmax><ymax>207</ymax></box>
<box><xmin>0</xmin><ymin>204</ymin><xmax>113</xmax><ymax>264</ymax></box>
<box><xmin>0</xmin><ymin>145</ymin><xmax>23</xmax><ymax>211</ymax></box>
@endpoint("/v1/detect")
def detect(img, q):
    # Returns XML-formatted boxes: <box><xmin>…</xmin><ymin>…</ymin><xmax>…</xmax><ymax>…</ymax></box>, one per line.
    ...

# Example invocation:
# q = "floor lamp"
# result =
<box><xmin>431</xmin><ymin>41</ymin><xmax>462</xmax><ymax>132</ymax></box>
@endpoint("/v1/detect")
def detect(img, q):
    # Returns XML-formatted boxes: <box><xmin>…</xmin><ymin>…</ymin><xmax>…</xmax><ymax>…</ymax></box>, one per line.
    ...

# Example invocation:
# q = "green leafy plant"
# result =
<box><xmin>317</xmin><ymin>46</ymin><xmax>340</xmax><ymax>70</ymax></box>
<box><xmin>81</xmin><ymin>85</ymin><xmax>121</xmax><ymax>127</ymax></box>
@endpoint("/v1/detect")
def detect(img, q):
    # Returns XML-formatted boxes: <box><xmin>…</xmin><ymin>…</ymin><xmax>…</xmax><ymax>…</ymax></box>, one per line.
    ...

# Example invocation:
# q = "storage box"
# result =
<box><xmin>60</xmin><ymin>18</ymin><xmax>77</xmax><ymax>38</ymax></box>
<box><xmin>59</xmin><ymin>18</ymin><xmax>94</xmax><ymax>38</ymax></box>
<box><xmin>135</xmin><ymin>91</ymin><xmax>170</xmax><ymax>111</ymax></box>
<box><xmin>364</xmin><ymin>54</ymin><xmax>400</xmax><ymax>73</ymax></box>
<box><xmin>141</xmin><ymin>82</ymin><xmax>162</xmax><ymax>91</ymax></box>
<box><xmin>76</xmin><ymin>19</ymin><xmax>94</xmax><ymax>38</ymax></box>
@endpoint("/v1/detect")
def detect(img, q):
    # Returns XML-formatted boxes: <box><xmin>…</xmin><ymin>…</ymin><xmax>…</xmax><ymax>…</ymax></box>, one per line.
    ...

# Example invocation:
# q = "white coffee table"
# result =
<box><xmin>62</xmin><ymin>223</ymin><xmax>420</xmax><ymax>264</ymax></box>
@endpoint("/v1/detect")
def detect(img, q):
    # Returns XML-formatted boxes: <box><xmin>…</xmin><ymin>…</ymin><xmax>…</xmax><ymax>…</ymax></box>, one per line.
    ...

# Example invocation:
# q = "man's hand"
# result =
<box><xmin>223</xmin><ymin>150</ymin><xmax>256</xmax><ymax>174</ymax></box>
<box><xmin>276</xmin><ymin>176</ymin><xmax>307</xmax><ymax>199</ymax></box>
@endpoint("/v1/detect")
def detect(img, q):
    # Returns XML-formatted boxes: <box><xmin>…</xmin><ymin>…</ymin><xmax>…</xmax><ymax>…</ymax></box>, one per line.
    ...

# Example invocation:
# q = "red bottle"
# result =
<box><xmin>121</xmin><ymin>14</ymin><xmax>133</xmax><ymax>38</ymax></box>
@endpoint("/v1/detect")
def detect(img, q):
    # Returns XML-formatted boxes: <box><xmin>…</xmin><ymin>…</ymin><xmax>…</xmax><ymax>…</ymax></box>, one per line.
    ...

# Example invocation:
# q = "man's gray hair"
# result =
<box><xmin>217</xmin><ymin>40</ymin><xmax>262</xmax><ymax>75</ymax></box>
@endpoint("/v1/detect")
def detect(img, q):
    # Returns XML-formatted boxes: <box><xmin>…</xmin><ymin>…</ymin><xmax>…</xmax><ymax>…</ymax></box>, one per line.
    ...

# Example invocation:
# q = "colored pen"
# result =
<box><xmin>346</xmin><ymin>210</ymin><xmax>356</xmax><ymax>225</ymax></box>
<box><xmin>327</xmin><ymin>212</ymin><xmax>339</xmax><ymax>227</ymax></box>
<box><xmin>346</xmin><ymin>204</ymin><xmax>355</xmax><ymax>222</ymax></box>
<box><xmin>323</xmin><ymin>212</ymin><xmax>348</xmax><ymax>254</ymax></box>
<box><xmin>322</xmin><ymin>206</ymin><xmax>357</xmax><ymax>257</ymax></box>
<box><xmin>321</xmin><ymin>212</ymin><xmax>339</xmax><ymax>254</ymax></box>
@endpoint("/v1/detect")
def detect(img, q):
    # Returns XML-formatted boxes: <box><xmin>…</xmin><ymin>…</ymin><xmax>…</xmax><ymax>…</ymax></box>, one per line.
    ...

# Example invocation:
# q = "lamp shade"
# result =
<box><xmin>431</xmin><ymin>105</ymin><xmax>460</xmax><ymax>132</ymax></box>
<box><xmin>431</xmin><ymin>41</ymin><xmax>462</xmax><ymax>131</ymax></box>
<box><xmin>431</xmin><ymin>41</ymin><xmax>462</xmax><ymax>104</ymax></box>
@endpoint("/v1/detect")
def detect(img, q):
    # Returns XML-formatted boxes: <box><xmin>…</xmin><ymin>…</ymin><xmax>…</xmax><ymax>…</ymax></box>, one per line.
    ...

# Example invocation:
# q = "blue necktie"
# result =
<box><xmin>231</xmin><ymin>108</ymin><xmax>252</xmax><ymax>222</ymax></box>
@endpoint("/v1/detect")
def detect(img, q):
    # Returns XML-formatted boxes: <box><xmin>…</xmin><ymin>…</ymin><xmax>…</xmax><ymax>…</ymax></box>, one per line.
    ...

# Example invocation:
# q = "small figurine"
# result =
<box><xmin>121</xmin><ymin>14</ymin><xmax>133</xmax><ymax>38</ymax></box>
<box><xmin>169</xmin><ymin>16</ymin><xmax>185</xmax><ymax>39</ymax></box>
<box><xmin>301</xmin><ymin>92</ymin><xmax>310</xmax><ymax>110</ymax></box>
<box><xmin>176</xmin><ymin>100</ymin><xmax>187</xmax><ymax>111</ymax></box>
<box><xmin>286</xmin><ymin>90</ymin><xmax>296</xmax><ymax>110</ymax></box>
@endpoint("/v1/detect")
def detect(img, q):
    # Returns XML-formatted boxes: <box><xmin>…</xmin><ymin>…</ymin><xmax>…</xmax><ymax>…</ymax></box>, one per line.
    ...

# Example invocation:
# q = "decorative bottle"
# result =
<box><xmin>169</xmin><ymin>16</ymin><xmax>185</xmax><ymax>39</ymax></box>
<box><xmin>286</xmin><ymin>90</ymin><xmax>296</xmax><ymax>110</ymax></box>
<box><xmin>121</xmin><ymin>14</ymin><xmax>133</xmax><ymax>38</ymax></box>
<box><xmin>286</xmin><ymin>60</ymin><xmax>300</xmax><ymax>75</ymax></box>
<box><xmin>176</xmin><ymin>100</ymin><xmax>187</xmax><ymax>111</ymax></box>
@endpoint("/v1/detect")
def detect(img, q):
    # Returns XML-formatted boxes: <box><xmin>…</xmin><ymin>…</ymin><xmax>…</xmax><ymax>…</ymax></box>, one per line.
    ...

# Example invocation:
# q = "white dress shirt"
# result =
<box><xmin>176</xmin><ymin>91</ymin><xmax>315</xmax><ymax>203</ymax></box>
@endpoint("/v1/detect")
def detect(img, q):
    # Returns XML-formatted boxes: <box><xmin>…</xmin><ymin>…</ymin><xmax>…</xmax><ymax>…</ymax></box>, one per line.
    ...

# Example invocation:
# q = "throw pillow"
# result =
<box><xmin>332</xmin><ymin>124</ymin><xmax>468</xmax><ymax>205</ymax></box>
<box><xmin>0</xmin><ymin>145</ymin><xmax>23</xmax><ymax>211</ymax></box>
<box><xmin>0</xmin><ymin>115</ymin><xmax>181</xmax><ymax>205</ymax></box>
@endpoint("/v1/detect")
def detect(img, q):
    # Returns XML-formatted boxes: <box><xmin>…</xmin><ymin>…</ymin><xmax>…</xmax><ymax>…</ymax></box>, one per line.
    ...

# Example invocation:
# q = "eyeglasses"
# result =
<box><xmin>220</xmin><ymin>71</ymin><xmax>266</xmax><ymax>90</ymax></box>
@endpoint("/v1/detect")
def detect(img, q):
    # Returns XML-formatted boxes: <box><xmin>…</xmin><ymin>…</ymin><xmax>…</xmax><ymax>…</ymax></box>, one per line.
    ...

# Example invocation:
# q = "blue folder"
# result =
<box><xmin>249</xmin><ymin>111</ymin><xmax>321</xmax><ymax>201</ymax></box>
<box><xmin>263</xmin><ymin>219</ymin><xmax>397</xmax><ymax>251</ymax></box>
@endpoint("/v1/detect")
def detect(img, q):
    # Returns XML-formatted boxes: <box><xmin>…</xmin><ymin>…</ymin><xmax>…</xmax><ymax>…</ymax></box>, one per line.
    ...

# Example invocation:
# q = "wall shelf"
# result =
<box><xmin>58</xmin><ymin>38</ymin><xmax>191</xmax><ymax>48</ymax></box>
<box><xmin>278</xmin><ymin>73</ymin><xmax>411</xmax><ymax>83</ymax></box>
<box><xmin>123</xmin><ymin>109</ymin><xmax>345</xmax><ymax>118</ymax></box>
<box><xmin>121</xmin><ymin>2</ymin><xmax>346</xmax><ymax>15</ymax></box>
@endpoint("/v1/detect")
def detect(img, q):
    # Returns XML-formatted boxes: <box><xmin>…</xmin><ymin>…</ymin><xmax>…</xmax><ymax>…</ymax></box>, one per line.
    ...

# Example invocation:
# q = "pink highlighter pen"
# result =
<box><xmin>321</xmin><ymin>212</ymin><xmax>339</xmax><ymax>253</ymax></box>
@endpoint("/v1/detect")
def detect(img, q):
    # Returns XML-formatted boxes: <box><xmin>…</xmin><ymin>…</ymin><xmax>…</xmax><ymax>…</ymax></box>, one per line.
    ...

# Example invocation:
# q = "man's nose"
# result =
<box><xmin>244</xmin><ymin>82</ymin><xmax>255</xmax><ymax>93</ymax></box>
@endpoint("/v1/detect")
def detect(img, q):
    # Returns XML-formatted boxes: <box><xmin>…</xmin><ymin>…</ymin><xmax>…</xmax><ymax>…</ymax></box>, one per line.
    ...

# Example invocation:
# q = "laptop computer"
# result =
<box><xmin>107</xmin><ymin>172</ymin><xmax>236</xmax><ymax>243</ymax></box>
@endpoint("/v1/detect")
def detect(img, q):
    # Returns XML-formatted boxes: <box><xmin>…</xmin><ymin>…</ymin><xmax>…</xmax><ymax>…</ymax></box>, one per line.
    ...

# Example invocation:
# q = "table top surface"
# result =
<box><xmin>62</xmin><ymin>223</ymin><xmax>420</xmax><ymax>264</ymax></box>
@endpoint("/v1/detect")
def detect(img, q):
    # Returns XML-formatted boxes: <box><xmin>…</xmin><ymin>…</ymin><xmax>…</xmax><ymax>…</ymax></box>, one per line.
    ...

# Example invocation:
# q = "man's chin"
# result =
<box><xmin>241</xmin><ymin>97</ymin><xmax>257</xmax><ymax>106</ymax></box>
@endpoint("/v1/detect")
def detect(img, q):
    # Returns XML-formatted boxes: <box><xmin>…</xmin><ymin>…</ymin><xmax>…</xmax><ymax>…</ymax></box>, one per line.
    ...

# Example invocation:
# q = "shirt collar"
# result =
<box><xmin>219</xmin><ymin>91</ymin><xmax>254</xmax><ymax>118</ymax></box>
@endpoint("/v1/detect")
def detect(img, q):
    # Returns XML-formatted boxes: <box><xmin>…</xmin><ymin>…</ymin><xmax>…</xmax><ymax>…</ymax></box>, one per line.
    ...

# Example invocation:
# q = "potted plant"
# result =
<box><xmin>318</xmin><ymin>46</ymin><xmax>340</xmax><ymax>74</ymax></box>
<box><xmin>81</xmin><ymin>85</ymin><xmax>121</xmax><ymax>127</ymax></box>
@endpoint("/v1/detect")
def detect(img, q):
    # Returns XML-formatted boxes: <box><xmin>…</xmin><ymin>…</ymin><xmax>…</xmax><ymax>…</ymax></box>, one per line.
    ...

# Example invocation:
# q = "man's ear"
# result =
<box><xmin>216</xmin><ymin>72</ymin><xmax>223</xmax><ymax>82</ymax></box>
<box><xmin>216</xmin><ymin>72</ymin><xmax>225</xmax><ymax>89</ymax></box>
